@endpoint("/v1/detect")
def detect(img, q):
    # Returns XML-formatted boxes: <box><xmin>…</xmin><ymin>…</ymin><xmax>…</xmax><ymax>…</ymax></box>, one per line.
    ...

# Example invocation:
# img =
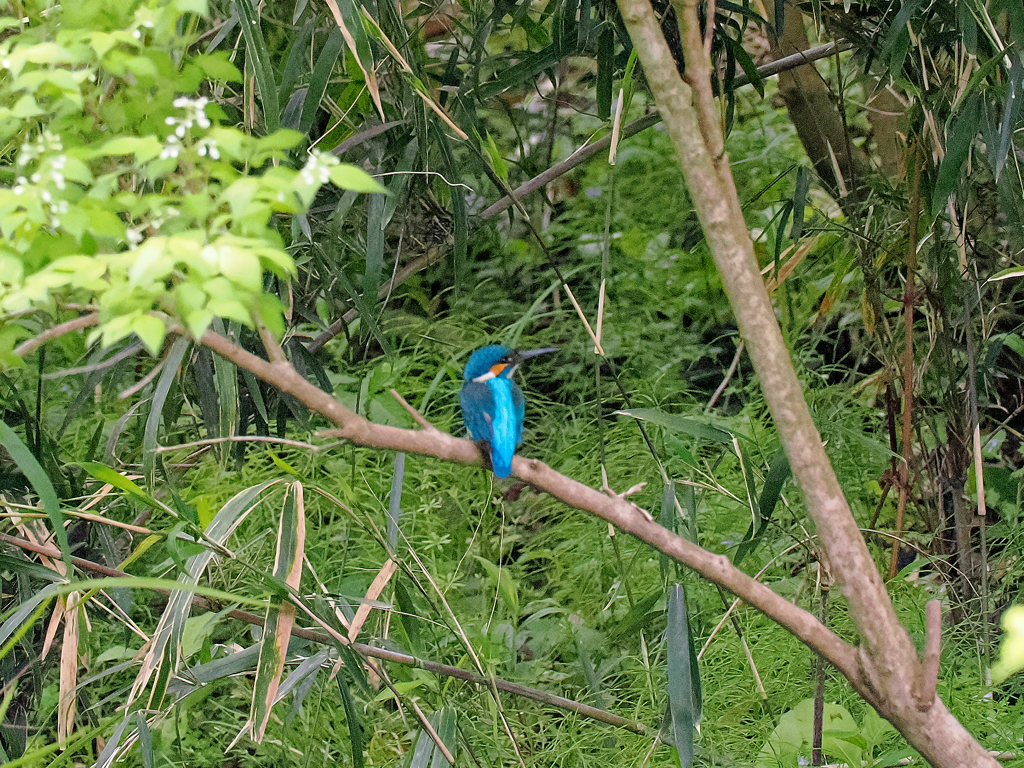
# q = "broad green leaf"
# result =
<box><xmin>616</xmin><ymin>408</ymin><xmax>734</xmax><ymax>443</ymax></box>
<box><xmin>992</xmin><ymin>605</ymin><xmax>1024</xmax><ymax>683</ymax></box>
<box><xmin>666</xmin><ymin>584</ymin><xmax>696</xmax><ymax>767</ymax></box>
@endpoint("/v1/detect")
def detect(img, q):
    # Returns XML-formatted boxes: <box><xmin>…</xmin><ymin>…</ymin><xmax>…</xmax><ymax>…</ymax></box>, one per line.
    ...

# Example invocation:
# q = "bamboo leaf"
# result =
<box><xmin>387</xmin><ymin>452</ymin><xmax>405</xmax><ymax>549</ymax></box>
<box><xmin>616</xmin><ymin>408</ymin><xmax>734</xmax><ymax>444</ymax></box>
<box><xmin>299</xmin><ymin>27</ymin><xmax>346</xmax><ymax>134</ymax></box>
<box><xmin>128</xmin><ymin>480</ymin><xmax>280</xmax><ymax>709</ymax></box>
<box><xmin>596</xmin><ymin>25</ymin><xmax>614</xmax><ymax>120</ymax></box>
<box><xmin>789</xmin><ymin>166</ymin><xmax>810</xmax><ymax>240</ymax></box>
<box><xmin>78</xmin><ymin>461</ymin><xmax>167</xmax><ymax>513</ymax></box>
<box><xmin>234</xmin><ymin>0</ymin><xmax>280</xmax><ymax>133</ymax></box>
<box><xmin>143</xmin><ymin>338</ymin><xmax>189</xmax><ymax>490</ymax></box>
<box><xmin>666</xmin><ymin>584</ymin><xmax>696</xmax><ymax>767</ymax></box>
<box><xmin>0</xmin><ymin>418</ymin><xmax>71</xmax><ymax>571</ymax></box>
<box><xmin>932</xmin><ymin>92</ymin><xmax>981</xmax><ymax>217</ymax></box>
<box><xmin>58</xmin><ymin>591</ymin><xmax>79</xmax><ymax>744</ymax></box>
<box><xmin>278</xmin><ymin>18</ymin><xmax>315</xmax><ymax>107</ymax></box>
<box><xmin>251</xmin><ymin>481</ymin><xmax>306</xmax><ymax>741</ymax></box>
<box><xmin>364</xmin><ymin>192</ymin><xmax>386</xmax><ymax>302</ymax></box>
<box><xmin>336</xmin><ymin>671</ymin><xmax>366</xmax><ymax>768</ymax></box>
<box><xmin>734</xmin><ymin>449</ymin><xmax>791</xmax><ymax>565</ymax></box>
<box><xmin>323</xmin><ymin>0</ymin><xmax>385</xmax><ymax>120</ymax></box>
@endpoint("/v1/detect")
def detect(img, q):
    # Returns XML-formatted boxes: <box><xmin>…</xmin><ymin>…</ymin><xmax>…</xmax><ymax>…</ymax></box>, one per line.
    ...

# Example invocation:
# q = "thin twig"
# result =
<box><xmin>705</xmin><ymin>340</ymin><xmax>743</xmax><ymax>412</ymax></box>
<box><xmin>390</xmin><ymin>389</ymin><xmax>438</xmax><ymax>432</ymax></box>
<box><xmin>0</xmin><ymin>532</ymin><xmax>651</xmax><ymax>735</ymax></box>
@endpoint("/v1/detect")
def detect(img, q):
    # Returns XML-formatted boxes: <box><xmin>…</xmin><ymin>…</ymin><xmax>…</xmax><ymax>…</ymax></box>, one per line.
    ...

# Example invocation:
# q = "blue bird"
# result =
<box><xmin>460</xmin><ymin>345</ymin><xmax>557</xmax><ymax>478</ymax></box>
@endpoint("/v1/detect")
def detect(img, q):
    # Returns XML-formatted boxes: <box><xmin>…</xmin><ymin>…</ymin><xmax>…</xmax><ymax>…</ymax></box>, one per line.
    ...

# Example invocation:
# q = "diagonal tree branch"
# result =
<box><xmin>614</xmin><ymin>0</ymin><xmax>997</xmax><ymax>765</ymax></box>
<box><xmin>195</xmin><ymin>327</ymin><xmax>863</xmax><ymax>689</ymax></box>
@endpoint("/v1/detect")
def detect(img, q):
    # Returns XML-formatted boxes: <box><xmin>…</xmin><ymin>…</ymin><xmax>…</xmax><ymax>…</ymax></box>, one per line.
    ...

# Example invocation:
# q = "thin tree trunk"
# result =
<box><xmin>612</xmin><ymin>0</ymin><xmax>998</xmax><ymax>765</ymax></box>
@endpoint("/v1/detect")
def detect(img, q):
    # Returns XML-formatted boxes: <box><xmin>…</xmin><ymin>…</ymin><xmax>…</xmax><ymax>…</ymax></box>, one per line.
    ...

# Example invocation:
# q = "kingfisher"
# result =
<box><xmin>460</xmin><ymin>345</ymin><xmax>557</xmax><ymax>478</ymax></box>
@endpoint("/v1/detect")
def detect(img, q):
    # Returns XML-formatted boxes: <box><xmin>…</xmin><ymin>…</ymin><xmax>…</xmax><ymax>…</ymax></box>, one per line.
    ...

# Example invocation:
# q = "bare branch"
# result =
<box><xmin>193</xmin><ymin>327</ymin><xmax>862</xmax><ymax>689</ymax></box>
<box><xmin>14</xmin><ymin>313</ymin><xmax>100</xmax><ymax>357</ymax></box>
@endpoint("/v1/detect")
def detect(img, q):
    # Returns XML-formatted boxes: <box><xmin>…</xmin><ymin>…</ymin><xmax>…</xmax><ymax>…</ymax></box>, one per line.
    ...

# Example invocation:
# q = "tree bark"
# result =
<box><xmin>613</xmin><ymin>0</ymin><xmax>998</xmax><ymax>765</ymax></box>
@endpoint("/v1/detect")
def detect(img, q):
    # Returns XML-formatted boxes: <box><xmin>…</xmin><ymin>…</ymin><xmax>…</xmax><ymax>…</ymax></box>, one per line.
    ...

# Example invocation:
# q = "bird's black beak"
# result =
<box><xmin>515</xmin><ymin>347</ymin><xmax>558</xmax><ymax>362</ymax></box>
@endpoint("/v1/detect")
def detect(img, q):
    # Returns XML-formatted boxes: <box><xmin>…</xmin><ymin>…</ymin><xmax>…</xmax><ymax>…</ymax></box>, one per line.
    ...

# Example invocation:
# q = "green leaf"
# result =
<box><xmin>328</xmin><ymin>164</ymin><xmax>386</xmax><ymax>193</ymax></box>
<box><xmin>616</xmin><ymin>408</ymin><xmax>734</xmax><ymax>443</ymax></box>
<box><xmin>300</xmin><ymin>27</ymin><xmax>346</xmax><ymax>134</ymax></box>
<box><xmin>192</xmin><ymin>52</ymin><xmax>242</xmax><ymax>83</ymax></box>
<box><xmin>992</xmin><ymin>605</ymin><xmax>1024</xmax><ymax>683</ymax></box>
<box><xmin>596</xmin><ymin>25</ymin><xmax>614</xmax><ymax>120</ymax></box>
<box><xmin>234</xmin><ymin>0</ymin><xmax>280</xmax><ymax>133</ymax></box>
<box><xmin>666</xmin><ymin>584</ymin><xmax>696</xmax><ymax>767</ymax></box>
<box><xmin>79</xmin><ymin>461</ymin><xmax>167</xmax><ymax>513</ymax></box>
<box><xmin>0</xmin><ymin>419</ymin><xmax>71</xmax><ymax>572</ymax></box>
<box><xmin>735</xmin><ymin>449</ymin><xmax>791</xmax><ymax>565</ymax></box>
<box><xmin>143</xmin><ymin>338</ymin><xmax>190</xmax><ymax>489</ymax></box>
<box><xmin>132</xmin><ymin>315</ymin><xmax>166</xmax><ymax>356</ymax></box>
<box><xmin>932</xmin><ymin>92</ymin><xmax>981</xmax><ymax>216</ymax></box>
<box><xmin>336</xmin><ymin>671</ymin><xmax>365</xmax><ymax>768</ymax></box>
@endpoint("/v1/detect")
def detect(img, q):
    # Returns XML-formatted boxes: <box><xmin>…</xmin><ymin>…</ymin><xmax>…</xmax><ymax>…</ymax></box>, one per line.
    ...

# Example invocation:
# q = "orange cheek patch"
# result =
<box><xmin>490</xmin><ymin>363</ymin><xmax>508</xmax><ymax>376</ymax></box>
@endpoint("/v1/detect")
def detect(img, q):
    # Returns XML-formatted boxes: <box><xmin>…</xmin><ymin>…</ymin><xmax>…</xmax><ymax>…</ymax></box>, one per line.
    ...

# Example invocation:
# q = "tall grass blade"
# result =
<box><xmin>234</xmin><ymin>0</ymin><xmax>281</xmax><ymax>133</ymax></box>
<box><xmin>251</xmin><ymin>482</ymin><xmax>306</xmax><ymax>741</ymax></box>
<box><xmin>0</xmin><ymin>419</ymin><xmax>70</xmax><ymax>571</ymax></box>
<box><xmin>336</xmin><ymin>670</ymin><xmax>366</xmax><ymax>768</ymax></box>
<box><xmin>299</xmin><ymin>27</ymin><xmax>346</xmax><ymax>134</ymax></box>
<box><xmin>143</xmin><ymin>338</ymin><xmax>189</xmax><ymax>490</ymax></box>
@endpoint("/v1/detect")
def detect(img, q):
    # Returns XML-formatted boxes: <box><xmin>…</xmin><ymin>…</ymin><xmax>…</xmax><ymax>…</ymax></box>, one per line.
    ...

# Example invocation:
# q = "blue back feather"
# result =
<box><xmin>460</xmin><ymin>345</ymin><xmax>523</xmax><ymax>478</ymax></box>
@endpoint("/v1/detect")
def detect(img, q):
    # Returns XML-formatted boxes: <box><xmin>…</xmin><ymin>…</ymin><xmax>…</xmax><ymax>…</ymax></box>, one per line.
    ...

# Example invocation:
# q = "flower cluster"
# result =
<box><xmin>165</xmin><ymin>96</ymin><xmax>211</xmax><ymax>137</ymax></box>
<box><xmin>299</xmin><ymin>151</ymin><xmax>340</xmax><ymax>186</ymax></box>
<box><xmin>16</xmin><ymin>130</ymin><xmax>63</xmax><ymax>168</ymax></box>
